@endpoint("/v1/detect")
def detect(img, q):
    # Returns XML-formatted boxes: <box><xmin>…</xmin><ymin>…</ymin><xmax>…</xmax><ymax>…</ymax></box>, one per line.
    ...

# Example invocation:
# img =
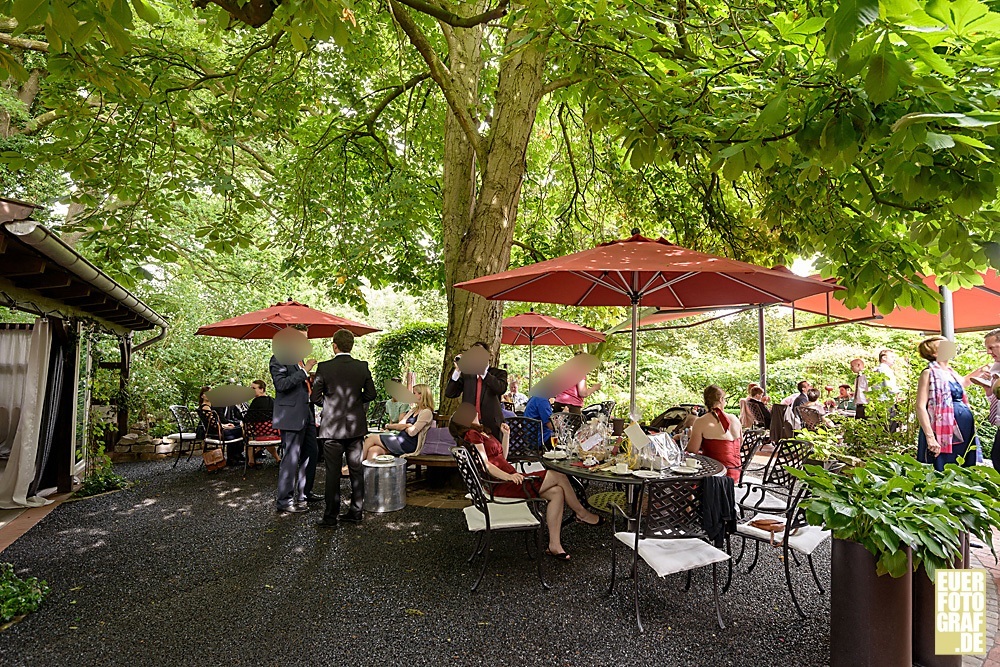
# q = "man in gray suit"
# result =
<box><xmin>270</xmin><ymin>330</ymin><xmax>318</xmax><ymax>514</ymax></box>
<box><xmin>310</xmin><ymin>329</ymin><xmax>377</xmax><ymax>526</ymax></box>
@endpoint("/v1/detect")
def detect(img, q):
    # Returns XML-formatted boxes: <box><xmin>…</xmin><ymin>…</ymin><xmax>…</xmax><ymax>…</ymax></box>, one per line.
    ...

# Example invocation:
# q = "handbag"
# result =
<box><xmin>203</xmin><ymin>447</ymin><xmax>226</xmax><ymax>472</ymax></box>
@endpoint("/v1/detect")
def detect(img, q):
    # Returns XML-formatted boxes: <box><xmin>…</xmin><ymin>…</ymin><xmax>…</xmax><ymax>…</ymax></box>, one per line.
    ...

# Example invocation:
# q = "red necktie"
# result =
<box><xmin>475</xmin><ymin>376</ymin><xmax>483</xmax><ymax>419</ymax></box>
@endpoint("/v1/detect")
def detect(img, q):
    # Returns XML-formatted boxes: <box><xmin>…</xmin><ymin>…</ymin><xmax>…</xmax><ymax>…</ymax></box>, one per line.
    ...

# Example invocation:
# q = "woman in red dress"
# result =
<box><xmin>687</xmin><ymin>385</ymin><xmax>742</xmax><ymax>482</ymax></box>
<box><xmin>450</xmin><ymin>420</ymin><xmax>603</xmax><ymax>561</ymax></box>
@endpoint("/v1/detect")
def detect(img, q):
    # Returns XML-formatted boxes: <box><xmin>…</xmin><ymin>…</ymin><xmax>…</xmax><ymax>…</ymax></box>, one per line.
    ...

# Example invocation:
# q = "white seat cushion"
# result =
<box><xmin>614</xmin><ymin>532</ymin><xmax>730</xmax><ymax>577</ymax></box>
<box><xmin>205</xmin><ymin>437</ymin><xmax>242</xmax><ymax>445</ymax></box>
<box><xmin>736</xmin><ymin>485</ymin><xmax>791</xmax><ymax>512</ymax></box>
<box><xmin>464</xmin><ymin>492</ymin><xmax>521</xmax><ymax>504</ymax></box>
<box><xmin>463</xmin><ymin>502</ymin><xmax>540</xmax><ymax>532</ymax></box>
<box><xmin>163</xmin><ymin>432</ymin><xmax>198</xmax><ymax>442</ymax></box>
<box><xmin>247</xmin><ymin>438</ymin><xmax>281</xmax><ymax>446</ymax></box>
<box><xmin>736</xmin><ymin>513</ymin><xmax>830</xmax><ymax>555</ymax></box>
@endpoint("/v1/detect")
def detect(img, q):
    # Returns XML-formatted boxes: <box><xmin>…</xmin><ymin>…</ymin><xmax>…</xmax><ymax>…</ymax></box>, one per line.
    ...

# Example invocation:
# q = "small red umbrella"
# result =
<box><xmin>195</xmin><ymin>299</ymin><xmax>380</xmax><ymax>339</ymax></box>
<box><xmin>457</xmin><ymin>232</ymin><xmax>839</xmax><ymax>416</ymax></box>
<box><xmin>501</xmin><ymin>310</ymin><xmax>606</xmax><ymax>388</ymax></box>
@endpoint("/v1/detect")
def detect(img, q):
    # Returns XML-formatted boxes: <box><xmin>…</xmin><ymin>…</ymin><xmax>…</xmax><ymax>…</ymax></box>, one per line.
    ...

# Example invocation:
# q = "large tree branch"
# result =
<box><xmin>0</xmin><ymin>19</ymin><xmax>45</xmax><ymax>35</ymax></box>
<box><xmin>363</xmin><ymin>71</ymin><xmax>430</xmax><ymax>133</ymax></box>
<box><xmin>541</xmin><ymin>75</ymin><xmax>583</xmax><ymax>96</ymax></box>
<box><xmin>0</xmin><ymin>32</ymin><xmax>48</xmax><ymax>52</ymax></box>
<box><xmin>388</xmin><ymin>0</ymin><xmax>483</xmax><ymax>162</ymax></box>
<box><xmin>392</xmin><ymin>0</ymin><xmax>509</xmax><ymax>28</ymax></box>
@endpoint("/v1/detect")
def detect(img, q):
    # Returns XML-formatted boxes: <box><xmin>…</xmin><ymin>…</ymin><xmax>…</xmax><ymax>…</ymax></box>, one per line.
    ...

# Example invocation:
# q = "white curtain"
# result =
<box><xmin>0</xmin><ymin>327</ymin><xmax>32</xmax><ymax>458</ymax></box>
<box><xmin>0</xmin><ymin>318</ymin><xmax>52</xmax><ymax>509</ymax></box>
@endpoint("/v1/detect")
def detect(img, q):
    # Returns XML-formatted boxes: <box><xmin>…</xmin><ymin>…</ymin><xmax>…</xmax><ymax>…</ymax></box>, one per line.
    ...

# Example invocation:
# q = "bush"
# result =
<box><xmin>77</xmin><ymin>445</ymin><xmax>128</xmax><ymax>498</ymax></box>
<box><xmin>0</xmin><ymin>563</ymin><xmax>49</xmax><ymax>624</ymax></box>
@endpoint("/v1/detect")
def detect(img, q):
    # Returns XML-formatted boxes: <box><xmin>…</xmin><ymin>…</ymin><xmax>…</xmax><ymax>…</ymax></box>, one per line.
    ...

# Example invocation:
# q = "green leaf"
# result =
<box><xmin>924</xmin><ymin>131</ymin><xmax>955</xmax><ymax>151</ymax></box>
<box><xmin>951</xmin><ymin>134</ymin><xmax>993</xmax><ymax>149</ymax></box>
<box><xmin>891</xmin><ymin>112</ymin><xmax>1000</xmax><ymax>132</ymax></box>
<box><xmin>756</xmin><ymin>92</ymin><xmax>788</xmax><ymax>129</ymax></box>
<box><xmin>899</xmin><ymin>32</ymin><xmax>956</xmax><ymax>77</ymax></box>
<box><xmin>826</xmin><ymin>0</ymin><xmax>881</xmax><ymax>58</ymax></box>
<box><xmin>865</xmin><ymin>47</ymin><xmax>900</xmax><ymax>105</ymax></box>
<box><xmin>12</xmin><ymin>0</ymin><xmax>50</xmax><ymax>29</ymax></box>
<box><xmin>131</xmin><ymin>0</ymin><xmax>160</xmax><ymax>24</ymax></box>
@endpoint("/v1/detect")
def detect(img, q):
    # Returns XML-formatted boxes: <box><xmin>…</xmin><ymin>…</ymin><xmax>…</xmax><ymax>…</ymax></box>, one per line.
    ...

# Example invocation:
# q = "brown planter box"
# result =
<box><xmin>912</xmin><ymin>534</ymin><xmax>969</xmax><ymax>667</ymax></box>
<box><xmin>831</xmin><ymin>538</ymin><xmax>913</xmax><ymax>667</ymax></box>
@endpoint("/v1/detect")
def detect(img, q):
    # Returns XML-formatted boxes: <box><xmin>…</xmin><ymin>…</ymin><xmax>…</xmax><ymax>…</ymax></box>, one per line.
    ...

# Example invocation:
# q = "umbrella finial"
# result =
<box><xmin>631</xmin><ymin>227</ymin><xmax>640</xmax><ymax>236</ymax></box>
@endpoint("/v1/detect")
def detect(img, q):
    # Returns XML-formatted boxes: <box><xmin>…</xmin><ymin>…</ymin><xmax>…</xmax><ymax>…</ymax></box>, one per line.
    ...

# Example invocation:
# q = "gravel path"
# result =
<box><xmin>0</xmin><ymin>461</ymin><xmax>830</xmax><ymax>666</ymax></box>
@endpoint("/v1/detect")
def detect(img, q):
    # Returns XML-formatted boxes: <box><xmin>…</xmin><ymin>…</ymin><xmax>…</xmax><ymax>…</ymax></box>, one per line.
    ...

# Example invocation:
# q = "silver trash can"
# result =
<box><xmin>362</xmin><ymin>458</ymin><xmax>407</xmax><ymax>512</ymax></box>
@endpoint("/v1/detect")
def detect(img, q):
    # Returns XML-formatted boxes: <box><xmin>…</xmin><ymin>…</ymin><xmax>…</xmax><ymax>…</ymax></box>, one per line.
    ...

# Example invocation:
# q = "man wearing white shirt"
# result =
<box><xmin>445</xmin><ymin>341</ymin><xmax>508</xmax><ymax>437</ymax></box>
<box><xmin>874</xmin><ymin>349</ymin><xmax>899</xmax><ymax>396</ymax></box>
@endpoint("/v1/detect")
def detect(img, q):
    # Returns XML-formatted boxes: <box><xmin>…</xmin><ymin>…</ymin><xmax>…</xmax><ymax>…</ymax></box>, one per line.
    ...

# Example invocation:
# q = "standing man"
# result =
<box><xmin>851</xmin><ymin>358</ymin><xmax>868</xmax><ymax>419</ymax></box>
<box><xmin>445</xmin><ymin>341</ymin><xmax>508</xmax><ymax>437</ymax></box>
<box><xmin>311</xmin><ymin>329</ymin><xmax>377</xmax><ymax>527</ymax></box>
<box><xmin>874</xmin><ymin>349</ymin><xmax>900</xmax><ymax>397</ymax></box>
<box><xmin>270</xmin><ymin>330</ymin><xmax>319</xmax><ymax>514</ymax></box>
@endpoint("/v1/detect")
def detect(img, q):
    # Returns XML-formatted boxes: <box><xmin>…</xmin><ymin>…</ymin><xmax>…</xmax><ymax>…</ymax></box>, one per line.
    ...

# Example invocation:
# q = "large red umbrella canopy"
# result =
<box><xmin>501</xmin><ymin>311</ymin><xmax>606</xmax><ymax>389</ymax></box>
<box><xmin>457</xmin><ymin>233</ymin><xmax>839</xmax><ymax>308</ymax></box>
<box><xmin>791</xmin><ymin>272</ymin><xmax>1000</xmax><ymax>333</ymax></box>
<box><xmin>456</xmin><ymin>233</ymin><xmax>839</xmax><ymax>416</ymax></box>
<box><xmin>195</xmin><ymin>300</ymin><xmax>380</xmax><ymax>339</ymax></box>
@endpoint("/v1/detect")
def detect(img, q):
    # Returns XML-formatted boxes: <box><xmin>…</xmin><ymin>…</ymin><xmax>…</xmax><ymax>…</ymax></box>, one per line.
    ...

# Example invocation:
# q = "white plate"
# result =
<box><xmin>611</xmin><ymin>468</ymin><xmax>633</xmax><ymax>475</ymax></box>
<box><xmin>632</xmin><ymin>470</ymin><xmax>662</xmax><ymax>479</ymax></box>
<box><xmin>670</xmin><ymin>465</ymin><xmax>699</xmax><ymax>474</ymax></box>
<box><xmin>542</xmin><ymin>451</ymin><xmax>568</xmax><ymax>460</ymax></box>
<box><xmin>374</xmin><ymin>455</ymin><xmax>395</xmax><ymax>463</ymax></box>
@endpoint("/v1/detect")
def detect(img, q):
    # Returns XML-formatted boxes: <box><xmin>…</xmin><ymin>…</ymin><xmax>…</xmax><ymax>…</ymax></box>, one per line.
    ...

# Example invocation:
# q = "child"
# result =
<box><xmin>851</xmin><ymin>358</ymin><xmax>868</xmax><ymax>419</ymax></box>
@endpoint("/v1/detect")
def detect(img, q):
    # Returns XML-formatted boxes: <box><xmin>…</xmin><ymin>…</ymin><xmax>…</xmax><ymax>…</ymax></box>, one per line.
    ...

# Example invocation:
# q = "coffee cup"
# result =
<box><xmin>614</xmin><ymin>462</ymin><xmax>629</xmax><ymax>474</ymax></box>
<box><xmin>685</xmin><ymin>457</ymin><xmax>699</xmax><ymax>468</ymax></box>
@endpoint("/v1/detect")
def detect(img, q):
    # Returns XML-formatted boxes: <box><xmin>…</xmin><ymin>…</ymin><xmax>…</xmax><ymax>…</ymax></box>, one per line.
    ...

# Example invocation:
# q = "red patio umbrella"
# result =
<box><xmin>457</xmin><ymin>232</ymin><xmax>839</xmax><ymax>416</ymax></box>
<box><xmin>195</xmin><ymin>299</ymin><xmax>380</xmax><ymax>339</ymax></box>
<box><xmin>501</xmin><ymin>310</ymin><xmax>606</xmax><ymax>388</ymax></box>
<box><xmin>790</xmin><ymin>272</ymin><xmax>1000</xmax><ymax>334</ymax></box>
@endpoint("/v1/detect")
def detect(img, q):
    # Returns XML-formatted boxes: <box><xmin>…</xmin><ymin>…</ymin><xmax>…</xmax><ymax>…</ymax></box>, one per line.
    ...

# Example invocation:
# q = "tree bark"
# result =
<box><xmin>439</xmin><ymin>24</ymin><xmax>549</xmax><ymax>412</ymax></box>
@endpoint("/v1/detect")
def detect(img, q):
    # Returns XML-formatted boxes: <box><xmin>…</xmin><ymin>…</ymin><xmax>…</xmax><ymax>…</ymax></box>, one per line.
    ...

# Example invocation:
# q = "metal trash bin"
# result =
<box><xmin>362</xmin><ymin>458</ymin><xmax>407</xmax><ymax>512</ymax></box>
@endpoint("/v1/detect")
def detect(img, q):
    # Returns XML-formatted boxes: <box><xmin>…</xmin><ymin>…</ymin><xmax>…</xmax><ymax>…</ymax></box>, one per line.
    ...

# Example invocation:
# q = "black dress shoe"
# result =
<box><xmin>316</xmin><ymin>519</ymin><xmax>339</xmax><ymax>528</ymax></box>
<box><xmin>277</xmin><ymin>504</ymin><xmax>307</xmax><ymax>514</ymax></box>
<box><xmin>304</xmin><ymin>493</ymin><xmax>325</xmax><ymax>503</ymax></box>
<box><xmin>339</xmin><ymin>512</ymin><xmax>363</xmax><ymax>524</ymax></box>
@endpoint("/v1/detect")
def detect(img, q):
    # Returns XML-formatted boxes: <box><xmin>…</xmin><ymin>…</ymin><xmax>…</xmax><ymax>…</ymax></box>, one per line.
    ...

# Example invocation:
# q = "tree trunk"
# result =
<box><xmin>439</xmin><ymin>25</ymin><xmax>549</xmax><ymax>413</ymax></box>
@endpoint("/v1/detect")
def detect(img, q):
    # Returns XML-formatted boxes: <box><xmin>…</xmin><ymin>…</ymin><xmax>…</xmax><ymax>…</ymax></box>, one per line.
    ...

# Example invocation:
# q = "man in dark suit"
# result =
<box><xmin>270</xmin><ymin>329</ymin><xmax>319</xmax><ymax>514</ymax></box>
<box><xmin>445</xmin><ymin>341</ymin><xmax>508</xmax><ymax>437</ymax></box>
<box><xmin>310</xmin><ymin>329</ymin><xmax>377</xmax><ymax>526</ymax></box>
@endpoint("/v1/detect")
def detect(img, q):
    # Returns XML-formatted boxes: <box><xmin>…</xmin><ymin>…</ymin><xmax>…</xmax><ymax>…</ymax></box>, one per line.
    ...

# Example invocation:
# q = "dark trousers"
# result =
<box><xmin>855</xmin><ymin>404</ymin><xmax>866</xmax><ymax>419</ymax></box>
<box><xmin>275</xmin><ymin>421</ymin><xmax>318</xmax><ymax>509</ymax></box>
<box><xmin>992</xmin><ymin>430</ymin><xmax>1000</xmax><ymax>471</ymax></box>
<box><xmin>223</xmin><ymin>426</ymin><xmax>244</xmax><ymax>463</ymax></box>
<box><xmin>323</xmin><ymin>437</ymin><xmax>364</xmax><ymax>520</ymax></box>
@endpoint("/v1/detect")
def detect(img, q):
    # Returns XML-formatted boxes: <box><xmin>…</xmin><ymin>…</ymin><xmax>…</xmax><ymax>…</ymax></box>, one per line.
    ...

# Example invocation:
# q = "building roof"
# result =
<box><xmin>0</xmin><ymin>198</ymin><xmax>167</xmax><ymax>334</ymax></box>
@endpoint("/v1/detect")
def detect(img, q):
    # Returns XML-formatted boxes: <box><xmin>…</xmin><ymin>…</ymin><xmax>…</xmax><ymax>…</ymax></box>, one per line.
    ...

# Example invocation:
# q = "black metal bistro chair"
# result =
<box><xmin>242</xmin><ymin>408</ymin><xmax>282</xmax><ymax>474</ymax></box>
<box><xmin>198</xmin><ymin>407</ymin><xmax>244</xmax><ymax>463</ymax></box>
<box><xmin>582</xmin><ymin>400</ymin><xmax>616</xmax><ymax>421</ymax></box>
<box><xmin>504</xmin><ymin>416</ymin><xmax>544</xmax><ymax>472</ymax></box>
<box><xmin>736</xmin><ymin>437</ymin><xmax>813</xmax><ymax>516</ymax></box>
<box><xmin>168</xmin><ymin>405</ymin><xmax>203</xmax><ymax>468</ymax></box>
<box><xmin>367</xmin><ymin>400</ymin><xmax>387</xmax><ymax>429</ymax></box>
<box><xmin>735</xmin><ymin>486</ymin><xmax>830</xmax><ymax>618</ymax></box>
<box><xmin>450</xmin><ymin>445</ymin><xmax>549</xmax><ymax>592</ymax></box>
<box><xmin>738</xmin><ymin>427</ymin><xmax>768</xmax><ymax>485</ymax></box>
<box><xmin>550</xmin><ymin>411</ymin><xmax>584</xmax><ymax>445</ymax></box>
<box><xmin>609</xmin><ymin>478</ymin><xmax>731</xmax><ymax>632</ymax></box>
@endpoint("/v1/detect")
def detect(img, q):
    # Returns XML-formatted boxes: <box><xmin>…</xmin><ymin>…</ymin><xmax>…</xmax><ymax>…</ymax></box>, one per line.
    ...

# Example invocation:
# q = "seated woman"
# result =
<box><xmin>245</xmin><ymin>379</ymin><xmax>281</xmax><ymax>468</ymax></box>
<box><xmin>362</xmin><ymin>384</ymin><xmax>435</xmax><ymax>461</ymax></box>
<box><xmin>449</xmin><ymin>417</ymin><xmax>603</xmax><ymax>561</ymax></box>
<box><xmin>801</xmin><ymin>388</ymin><xmax>834</xmax><ymax>428</ymax></box>
<box><xmin>198</xmin><ymin>385</ymin><xmax>244</xmax><ymax>465</ymax></box>
<box><xmin>686</xmin><ymin>385</ymin><xmax>742</xmax><ymax>482</ymax></box>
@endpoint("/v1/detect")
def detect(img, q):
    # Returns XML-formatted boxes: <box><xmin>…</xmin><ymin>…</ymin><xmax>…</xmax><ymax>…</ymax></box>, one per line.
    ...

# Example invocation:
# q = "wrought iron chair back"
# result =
<box><xmin>748</xmin><ymin>399</ymin><xmax>771</xmax><ymax>427</ymax></box>
<box><xmin>740</xmin><ymin>428</ymin><xmax>766</xmax><ymax>468</ymax></box>
<box><xmin>551</xmin><ymin>411</ymin><xmax>584</xmax><ymax>444</ymax></box>
<box><xmin>505</xmin><ymin>416</ymin><xmax>544</xmax><ymax>462</ymax></box>
<box><xmin>452</xmin><ymin>445</ymin><xmax>491</xmax><ymax>518</ymax></box>
<box><xmin>761</xmin><ymin>437</ymin><xmax>813</xmax><ymax>493</ymax></box>
<box><xmin>795</xmin><ymin>406</ymin><xmax>823</xmax><ymax>431</ymax></box>
<box><xmin>198</xmin><ymin>406</ymin><xmax>224</xmax><ymax>442</ymax></box>
<box><xmin>582</xmin><ymin>400</ymin><xmax>616</xmax><ymax>421</ymax></box>
<box><xmin>243</xmin><ymin>408</ymin><xmax>280</xmax><ymax>441</ymax></box>
<box><xmin>367</xmin><ymin>400</ymin><xmax>387</xmax><ymax>427</ymax></box>
<box><xmin>637</xmin><ymin>478</ymin><xmax>706</xmax><ymax>540</ymax></box>
<box><xmin>170</xmin><ymin>405</ymin><xmax>200</xmax><ymax>434</ymax></box>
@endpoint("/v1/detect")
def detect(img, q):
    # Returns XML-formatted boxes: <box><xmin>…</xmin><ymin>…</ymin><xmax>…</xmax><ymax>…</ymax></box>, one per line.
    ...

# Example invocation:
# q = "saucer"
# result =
<box><xmin>373</xmin><ymin>454</ymin><xmax>395</xmax><ymax>463</ymax></box>
<box><xmin>670</xmin><ymin>465</ymin><xmax>699</xmax><ymax>474</ymax></box>
<box><xmin>542</xmin><ymin>451</ymin><xmax>568</xmax><ymax>460</ymax></box>
<box><xmin>632</xmin><ymin>470</ymin><xmax>661</xmax><ymax>479</ymax></box>
<box><xmin>611</xmin><ymin>468</ymin><xmax>633</xmax><ymax>475</ymax></box>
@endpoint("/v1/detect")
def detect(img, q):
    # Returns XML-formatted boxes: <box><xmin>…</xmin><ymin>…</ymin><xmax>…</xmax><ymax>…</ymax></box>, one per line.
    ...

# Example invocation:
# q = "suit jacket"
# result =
<box><xmin>445</xmin><ymin>366</ymin><xmax>508</xmax><ymax>436</ymax></box>
<box><xmin>310</xmin><ymin>354</ymin><xmax>377</xmax><ymax>440</ymax></box>
<box><xmin>269</xmin><ymin>356</ymin><xmax>312</xmax><ymax>432</ymax></box>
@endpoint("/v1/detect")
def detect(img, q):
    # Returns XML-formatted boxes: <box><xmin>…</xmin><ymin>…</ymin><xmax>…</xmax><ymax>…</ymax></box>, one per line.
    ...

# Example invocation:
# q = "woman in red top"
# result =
<box><xmin>450</xmin><ymin>420</ymin><xmax>603</xmax><ymax>561</ymax></box>
<box><xmin>687</xmin><ymin>385</ymin><xmax>742</xmax><ymax>482</ymax></box>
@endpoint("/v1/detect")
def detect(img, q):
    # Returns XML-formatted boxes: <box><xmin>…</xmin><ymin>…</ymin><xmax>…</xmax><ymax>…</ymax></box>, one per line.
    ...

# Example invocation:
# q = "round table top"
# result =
<box><xmin>540</xmin><ymin>453</ymin><xmax>724</xmax><ymax>484</ymax></box>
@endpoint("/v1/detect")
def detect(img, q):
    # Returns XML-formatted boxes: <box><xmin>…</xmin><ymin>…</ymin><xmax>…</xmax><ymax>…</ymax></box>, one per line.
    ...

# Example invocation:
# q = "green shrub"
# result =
<box><xmin>0</xmin><ymin>563</ymin><xmax>49</xmax><ymax>624</ymax></box>
<box><xmin>77</xmin><ymin>445</ymin><xmax>128</xmax><ymax>498</ymax></box>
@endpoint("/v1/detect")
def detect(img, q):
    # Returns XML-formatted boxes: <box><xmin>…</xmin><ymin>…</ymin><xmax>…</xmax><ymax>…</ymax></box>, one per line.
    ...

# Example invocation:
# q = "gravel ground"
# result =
<box><xmin>0</xmin><ymin>461</ymin><xmax>830</xmax><ymax>666</ymax></box>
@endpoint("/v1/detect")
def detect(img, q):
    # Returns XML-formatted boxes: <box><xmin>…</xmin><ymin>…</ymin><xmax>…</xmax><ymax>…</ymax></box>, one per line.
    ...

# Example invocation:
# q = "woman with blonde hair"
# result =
<box><xmin>915</xmin><ymin>336</ymin><xmax>977</xmax><ymax>471</ymax></box>
<box><xmin>686</xmin><ymin>384</ymin><xmax>742</xmax><ymax>481</ymax></box>
<box><xmin>362</xmin><ymin>384</ymin><xmax>435</xmax><ymax>460</ymax></box>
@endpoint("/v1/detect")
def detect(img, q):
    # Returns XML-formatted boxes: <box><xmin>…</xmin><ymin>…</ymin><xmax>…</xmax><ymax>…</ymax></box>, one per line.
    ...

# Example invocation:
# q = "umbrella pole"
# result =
<box><xmin>940</xmin><ymin>285</ymin><xmax>955</xmax><ymax>341</ymax></box>
<box><xmin>630</xmin><ymin>300</ymin><xmax>639</xmax><ymax>420</ymax></box>
<box><xmin>528</xmin><ymin>340</ymin><xmax>534</xmax><ymax>391</ymax></box>
<box><xmin>758</xmin><ymin>305</ymin><xmax>767</xmax><ymax>393</ymax></box>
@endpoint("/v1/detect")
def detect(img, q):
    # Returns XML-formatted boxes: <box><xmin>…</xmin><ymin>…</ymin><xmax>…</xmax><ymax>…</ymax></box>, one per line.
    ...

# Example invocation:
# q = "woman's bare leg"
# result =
<box><xmin>362</xmin><ymin>434</ymin><xmax>382</xmax><ymax>461</ymax></box>
<box><xmin>539</xmin><ymin>471</ymin><xmax>600</xmax><ymax>524</ymax></box>
<box><xmin>367</xmin><ymin>444</ymin><xmax>388</xmax><ymax>461</ymax></box>
<box><xmin>266</xmin><ymin>445</ymin><xmax>280</xmax><ymax>463</ymax></box>
<box><xmin>540</xmin><ymin>485</ymin><xmax>566</xmax><ymax>554</ymax></box>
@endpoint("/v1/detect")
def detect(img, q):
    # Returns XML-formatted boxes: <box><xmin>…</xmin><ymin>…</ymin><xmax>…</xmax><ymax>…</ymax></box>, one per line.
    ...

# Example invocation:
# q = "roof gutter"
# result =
<box><xmin>2</xmin><ymin>220</ymin><xmax>169</xmax><ymax>333</ymax></box>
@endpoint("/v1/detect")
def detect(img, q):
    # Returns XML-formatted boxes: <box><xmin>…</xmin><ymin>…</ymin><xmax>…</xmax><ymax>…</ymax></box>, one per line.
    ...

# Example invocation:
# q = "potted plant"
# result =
<box><xmin>790</xmin><ymin>455</ymin><xmax>1000</xmax><ymax>667</ymax></box>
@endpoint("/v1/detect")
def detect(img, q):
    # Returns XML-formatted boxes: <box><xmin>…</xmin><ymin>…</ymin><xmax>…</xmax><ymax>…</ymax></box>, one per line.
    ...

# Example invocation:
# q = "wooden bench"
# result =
<box><xmin>404</xmin><ymin>454</ymin><xmax>457</xmax><ymax>479</ymax></box>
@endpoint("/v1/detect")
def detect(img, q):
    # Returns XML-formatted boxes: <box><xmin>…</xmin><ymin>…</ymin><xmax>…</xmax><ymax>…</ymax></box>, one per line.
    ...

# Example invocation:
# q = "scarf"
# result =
<box><xmin>927</xmin><ymin>361</ymin><xmax>965</xmax><ymax>455</ymax></box>
<box><xmin>713</xmin><ymin>408</ymin><xmax>730</xmax><ymax>431</ymax></box>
